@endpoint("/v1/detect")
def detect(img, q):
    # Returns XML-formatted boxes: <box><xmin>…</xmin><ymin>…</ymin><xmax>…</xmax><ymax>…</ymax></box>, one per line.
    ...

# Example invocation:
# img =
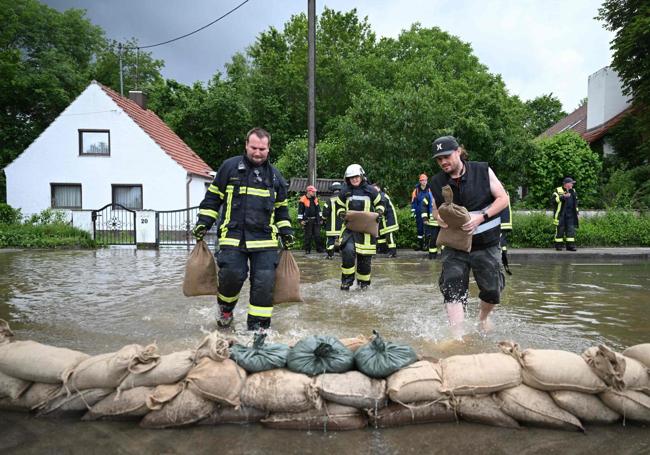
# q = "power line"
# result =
<box><xmin>129</xmin><ymin>0</ymin><xmax>251</xmax><ymax>50</ymax></box>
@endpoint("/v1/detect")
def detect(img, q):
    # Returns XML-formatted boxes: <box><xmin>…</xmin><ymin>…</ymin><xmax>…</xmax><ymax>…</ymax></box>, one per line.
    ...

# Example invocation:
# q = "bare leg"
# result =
<box><xmin>445</xmin><ymin>302</ymin><xmax>465</xmax><ymax>339</ymax></box>
<box><xmin>478</xmin><ymin>300</ymin><xmax>495</xmax><ymax>333</ymax></box>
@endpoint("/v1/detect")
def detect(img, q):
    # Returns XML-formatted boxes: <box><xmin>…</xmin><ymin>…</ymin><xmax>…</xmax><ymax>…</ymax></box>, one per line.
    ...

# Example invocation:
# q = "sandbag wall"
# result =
<box><xmin>0</xmin><ymin>321</ymin><xmax>649</xmax><ymax>431</ymax></box>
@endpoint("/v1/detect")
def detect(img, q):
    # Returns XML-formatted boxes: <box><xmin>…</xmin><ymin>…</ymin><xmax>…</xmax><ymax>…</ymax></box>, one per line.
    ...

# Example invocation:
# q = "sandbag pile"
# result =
<box><xmin>1</xmin><ymin>318</ymin><xmax>649</xmax><ymax>432</ymax></box>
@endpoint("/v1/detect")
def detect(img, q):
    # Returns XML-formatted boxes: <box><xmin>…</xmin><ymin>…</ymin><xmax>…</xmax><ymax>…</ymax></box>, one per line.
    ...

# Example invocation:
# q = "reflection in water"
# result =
<box><xmin>0</xmin><ymin>249</ymin><xmax>649</xmax><ymax>452</ymax></box>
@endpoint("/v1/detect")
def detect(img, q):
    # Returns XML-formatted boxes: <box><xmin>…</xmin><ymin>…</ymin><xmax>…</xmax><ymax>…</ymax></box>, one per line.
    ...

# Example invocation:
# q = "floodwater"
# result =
<box><xmin>0</xmin><ymin>249</ymin><xmax>648</xmax><ymax>454</ymax></box>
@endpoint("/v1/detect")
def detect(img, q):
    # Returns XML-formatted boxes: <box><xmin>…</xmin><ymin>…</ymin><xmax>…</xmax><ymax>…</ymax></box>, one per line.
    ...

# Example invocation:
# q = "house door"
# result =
<box><xmin>91</xmin><ymin>203</ymin><xmax>137</xmax><ymax>245</ymax></box>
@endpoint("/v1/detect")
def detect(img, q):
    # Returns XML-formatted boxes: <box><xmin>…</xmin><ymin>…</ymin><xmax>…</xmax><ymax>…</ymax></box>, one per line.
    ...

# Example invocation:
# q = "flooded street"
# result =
<box><xmin>1</xmin><ymin>249</ymin><xmax>649</xmax><ymax>454</ymax></box>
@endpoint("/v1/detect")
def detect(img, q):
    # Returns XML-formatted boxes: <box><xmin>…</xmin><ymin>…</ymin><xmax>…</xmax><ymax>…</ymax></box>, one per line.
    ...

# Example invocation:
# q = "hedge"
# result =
<box><xmin>0</xmin><ymin>223</ymin><xmax>96</xmax><ymax>248</ymax></box>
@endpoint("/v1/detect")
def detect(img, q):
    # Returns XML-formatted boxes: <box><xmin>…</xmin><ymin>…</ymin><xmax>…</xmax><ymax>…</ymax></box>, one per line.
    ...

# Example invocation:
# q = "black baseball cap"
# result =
<box><xmin>432</xmin><ymin>136</ymin><xmax>460</xmax><ymax>158</ymax></box>
<box><xmin>562</xmin><ymin>177</ymin><xmax>576</xmax><ymax>184</ymax></box>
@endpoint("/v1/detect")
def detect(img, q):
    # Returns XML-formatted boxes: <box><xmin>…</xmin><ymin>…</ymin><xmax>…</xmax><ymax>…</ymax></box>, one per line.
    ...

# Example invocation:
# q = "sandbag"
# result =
<box><xmin>436</xmin><ymin>185</ymin><xmax>472</xmax><ymax>252</ymax></box>
<box><xmin>199</xmin><ymin>404</ymin><xmax>267</xmax><ymax>425</ymax></box>
<box><xmin>240</xmin><ymin>369</ymin><xmax>321</xmax><ymax>413</ymax></box>
<box><xmin>182</xmin><ymin>240</ymin><xmax>219</xmax><ymax>297</ymax></box>
<box><xmin>454</xmin><ymin>395</ymin><xmax>520</xmax><ymax>429</ymax></box>
<box><xmin>272</xmin><ymin>250</ymin><xmax>303</xmax><ymax>304</ymax></box>
<box><xmin>339</xmin><ymin>335</ymin><xmax>370</xmax><ymax>352</ymax></box>
<box><xmin>496</xmin><ymin>384</ymin><xmax>584</xmax><ymax>431</ymax></box>
<box><xmin>623</xmin><ymin>343</ymin><xmax>650</xmax><ymax>368</ymax></box>
<box><xmin>35</xmin><ymin>387</ymin><xmax>112</xmax><ymax>418</ymax></box>
<box><xmin>261</xmin><ymin>402</ymin><xmax>368</xmax><ymax>431</ymax></box>
<box><xmin>0</xmin><ymin>383</ymin><xmax>61</xmax><ymax>412</ymax></box>
<box><xmin>354</xmin><ymin>331</ymin><xmax>417</xmax><ymax>379</ymax></box>
<box><xmin>368</xmin><ymin>401</ymin><xmax>456</xmax><ymax>428</ymax></box>
<box><xmin>0</xmin><ymin>370</ymin><xmax>31</xmax><ymax>399</ymax></box>
<box><xmin>582</xmin><ymin>345</ymin><xmax>650</xmax><ymax>392</ymax></box>
<box><xmin>64</xmin><ymin>344</ymin><xmax>159</xmax><ymax>392</ymax></box>
<box><xmin>0</xmin><ymin>340</ymin><xmax>89</xmax><ymax>384</ymax></box>
<box><xmin>195</xmin><ymin>331</ymin><xmax>231</xmax><ymax>362</ymax></box>
<box><xmin>185</xmin><ymin>357</ymin><xmax>246</xmax><ymax>407</ymax></box>
<box><xmin>344</xmin><ymin>210</ymin><xmax>379</xmax><ymax>237</ymax></box>
<box><xmin>599</xmin><ymin>389</ymin><xmax>650</xmax><ymax>423</ymax></box>
<box><xmin>500</xmin><ymin>342</ymin><xmax>606</xmax><ymax>393</ymax></box>
<box><xmin>0</xmin><ymin>319</ymin><xmax>13</xmax><ymax>345</ymax></box>
<box><xmin>118</xmin><ymin>350</ymin><xmax>195</xmax><ymax>392</ymax></box>
<box><xmin>550</xmin><ymin>390</ymin><xmax>620</xmax><ymax>424</ymax></box>
<box><xmin>146</xmin><ymin>383</ymin><xmax>183</xmax><ymax>410</ymax></box>
<box><xmin>440</xmin><ymin>352</ymin><xmax>521</xmax><ymax>395</ymax></box>
<box><xmin>230</xmin><ymin>333</ymin><xmax>290</xmax><ymax>373</ymax></box>
<box><xmin>83</xmin><ymin>386</ymin><xmax>154</xmax><ymax>421</ymax></box>
<box><xmin>316</xmin><ymin>371</ymin><xmax>387</xmax><ymax>409</ymax></box>
<box><xmin>387</xmin><ymin>360</ymin><xmax>444</xmax><ymax>404</ymax></box>
<box><xmin>287</xmin><ymin>335</ymin><xmax>354</xmax><ymax>376</ymax></box>
<box><xmin>140</xmin><ymin>387</ymin><xmax>216</xmax><ymax>429</ymax></box>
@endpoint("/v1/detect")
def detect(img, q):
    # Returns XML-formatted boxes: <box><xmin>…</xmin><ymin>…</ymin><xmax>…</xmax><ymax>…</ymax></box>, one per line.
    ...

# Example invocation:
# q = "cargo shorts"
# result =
<box><xmin>438</xmin><ymin>244</ymin><xmax>505</xmax><ymax>305</ymax></box>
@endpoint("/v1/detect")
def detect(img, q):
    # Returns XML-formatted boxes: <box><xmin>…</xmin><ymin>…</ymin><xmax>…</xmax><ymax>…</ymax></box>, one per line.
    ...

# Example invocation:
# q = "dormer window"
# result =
<box><xmin>79</xmin><ymin>129</ymin><xmax>110</xmax><ymax>156</ymax></box>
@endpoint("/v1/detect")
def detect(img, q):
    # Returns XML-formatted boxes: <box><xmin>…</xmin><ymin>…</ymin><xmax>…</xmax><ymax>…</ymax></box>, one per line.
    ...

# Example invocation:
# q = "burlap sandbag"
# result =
<box><xmin>182</xmin><ymin>240</ymin><xmax>219</xmax><ymax>297</ymax></box>
<box><xmin>199</xmin><ymin>404</ymin><xmax>267</xmax><ymax>425</ymax></box>
<box><xmin>344</xmin><ymin>210</ymin><xmax>379</xmax><ymax>237</ymax></box>
<box><xmin>454</xmin><ymin>394</ymin><xmax>520</xmax><ymax>429</ymax></box>
<box><xmin>64</xmin><ymin>344</ymin><xmax>159</xmax><ymax>392</ymax></box>
<box><xmin>0</xmin><ymin>319</ymin><xmax>13</xmax><ymax>345</ymax></box>
<box><xmin>599</xmin><ymin>389</ymin><xmax>650</xmax><ymax>423</ymax></box>
<box><xmin>368</xmin><ymin>401</ymin><xmax>456</xmax><ymax>428</ymax></box>
<box><xmin>0</xmin><ymin>370</ymin><xmax>31</xmax><ymax>399</ymax></box>
<box><xmin>0</xmin><ymin>383</ymin><xmax>61</xmax><ymax>412</ymax></box>
<box><xmin>550</xmin><ymin>390</ymin><xmax>620</xmax><ymax>424</ymax></box>
<box><xmin>82</xmin><ymin>386</ymin><xmax>154</xmax><ymax>421</ymax></box>
<box><xmin>623</xmin><ymin>343</ymin><xmax>650</xmax><ymax>368</ymax></box>
<box><xmin>185</xmin><ymin>357</ymin><xmax>246</xmax><ymax>407</ymax></box>
<box><xmin>441</xmin><ymin>352</ymin><xmax>521</xmax><ymax>395</ymax></box>
<box><xmin>140</xmin><ymin>386</ymin><xmax>216</xmax><ymax>429</ymax></box>
<box><xmin>240</xmin><ymin>368</ymin><xmax>321</xmax><ymax>413</ymax></box>
<box><xmin>436</xmin><ymin>185</ymin><xmax>472</xmax><ymax>252</ymax></box>
<box><xmin>195</xmin><ymin>331</ymin><xmax>231</xmax><ymax>362</ymax></box>
<box><xmin>272</xmin><ymin>250</ymin><xmax>303</xmax><ymax>304</ymax></box>
<box><xmin>495</xmin><ymin>384</ymin><xmax>584</xmax><ymax>431</ymax></box>
<box><xmin>582</xmin><ymin>345</ymin><xmax>650</xmax><ymax>392</ymax></box>
<box><xmin>0</xmin><ymin>340</ymin><xmax>89</xmax><ymax>384</ymax></box>
<box><xmin>118</xmin><ymin>350</ymin><xmax>195</xmax><ymax>392</ymax></box>
<box><xmin>339</xmin><ymin>335</ymin><xmax>370</xmax><ymax>352</ymax></box>
<box><xmin>315</xmin><ymin>371</ymin><xmax>387</xmax><ymax>409</ymax></box>
<box><xmin>261</xmin><ymin>402</ymin><xmax>368</xmax><ymax>431</ymax></box>
<box><xmin>36</xmin><ymin>387</ymin><xmax>112</xmax><ymax>418</ymax></box>
<box><xmin>387</xmin><ymin>360</ymin><xmax>444</xmax><ymax>404</ymax></box>
<box><xmin>500</xmin><ymin>342</ymin><xmax>606</xmax><ymax>393</ymax></box>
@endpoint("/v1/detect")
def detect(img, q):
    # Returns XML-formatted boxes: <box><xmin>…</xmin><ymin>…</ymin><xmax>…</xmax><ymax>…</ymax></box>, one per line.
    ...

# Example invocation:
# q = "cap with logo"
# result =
<box><xmin>432</xmin><ymin>135</ymin><xmax>460</xmax><ymax>158</ymax></box>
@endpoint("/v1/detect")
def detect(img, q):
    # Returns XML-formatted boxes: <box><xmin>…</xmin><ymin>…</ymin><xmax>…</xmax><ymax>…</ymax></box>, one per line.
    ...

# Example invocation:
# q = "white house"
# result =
<box><xmin>5</xmin><ymin>81</ymin><xmax>214</xmax><ymax>216</ymax></box>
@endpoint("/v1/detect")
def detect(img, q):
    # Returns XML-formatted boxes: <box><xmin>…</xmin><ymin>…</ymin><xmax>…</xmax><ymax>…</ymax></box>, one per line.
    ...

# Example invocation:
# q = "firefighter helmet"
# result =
<box><xmin>344</xmin><ymin>164</ymin><xmax>365</xmax><ymax>178</ymax></box>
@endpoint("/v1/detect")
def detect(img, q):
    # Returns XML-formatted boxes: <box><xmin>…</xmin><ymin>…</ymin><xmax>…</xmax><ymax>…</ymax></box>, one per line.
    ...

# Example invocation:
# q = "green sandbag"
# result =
<box><xmin>354</xmin><ymin>330</ymin><xmax>418</xmax><ymax>379</ymax></box>
<box><xmin>230</xmin><ymin>333</ymin><xmax>289</xmax><ymax>373</ymax></box>
<box><xmin>286</xmin><ymin>336</ymin><xmax>354</xmax><ymax>376</ymax></box>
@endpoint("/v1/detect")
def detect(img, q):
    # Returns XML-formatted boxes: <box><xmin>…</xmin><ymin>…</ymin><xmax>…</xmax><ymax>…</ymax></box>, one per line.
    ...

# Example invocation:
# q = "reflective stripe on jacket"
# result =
<box><xmin>322</xmin><ymin>195</ymin><xmax>343</xmax><ymax>236</ymax></box>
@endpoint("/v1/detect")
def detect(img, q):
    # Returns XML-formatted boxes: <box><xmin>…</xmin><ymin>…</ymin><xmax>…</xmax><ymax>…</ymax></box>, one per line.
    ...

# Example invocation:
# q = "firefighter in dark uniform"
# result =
<box><xmin>297</xmin><ymin>185</ymin><xmax>324</xmax><ymax>254</ymax></box>
<box><xmin>500</xmin><ymin>195</ymin><xmax>512</xmax><ymax>275</ymax></box>
<box><xmin>191</xmin><ymin>128</ymin><xmax>294</xmax><ymax>331</ymax></box>
<box><xmin>430</xmin><ymin>136</ymin><xmax>509</xmax><ymax>337</ymax></box>
<box><xmin>335</xmin><ymin>164</ymin><xmax>385</xmax><ymax>291</ymax></box>
<box><xmin>411</xmin><ymin>174</ymin><xmax>433</xmax><ymax>251</ymax></box>
<box><xmin>422</xmin><ymin>195</ymin><xmax>440</xmax><ymax>259</ymax></box>
<box><xmin>552</xmin><ymin>177</ymin><xmax>579</xmax><ymax>251</ymax></box>
<box><xmin>321</xmin><ymin>181</ymin><xmax>343</xmax><ymax>259</ymax></box>
<box><xmin>373</xmin><ymin>183</ymin><xmax>399</xmax><ymax>257</ymax></box>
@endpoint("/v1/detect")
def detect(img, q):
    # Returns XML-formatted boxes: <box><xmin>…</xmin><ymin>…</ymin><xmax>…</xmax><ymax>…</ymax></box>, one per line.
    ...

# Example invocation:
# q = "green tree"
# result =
<box><xmin>524</xmin><ymin>93</ymin><xmax>566</xmax><ymax>137</ymax></box>
<box><xmin>527</xmin><ymin>132</ymin><xmax>602</xmax><ymax>208</ymax></box>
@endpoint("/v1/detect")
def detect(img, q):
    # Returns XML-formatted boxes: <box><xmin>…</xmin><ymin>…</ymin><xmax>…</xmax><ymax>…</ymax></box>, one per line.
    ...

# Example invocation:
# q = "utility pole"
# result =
<box><xmin>307</xmin><ymin>0</ymin><xmax>316</xmax><ymax>186</ymax></box>
<box><xmin>118</xmin><ymin>43</ymin><xmax>124</xmax><ymax>96</ymax></box>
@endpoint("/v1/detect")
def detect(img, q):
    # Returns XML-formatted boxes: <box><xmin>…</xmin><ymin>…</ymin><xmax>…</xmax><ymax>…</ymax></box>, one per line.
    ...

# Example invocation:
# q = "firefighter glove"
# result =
<box><xmin>192</xmin><ymin>224</ymin><xmax>207</xmax><ymax>241</ymax></box>
<box><xmin>337</xmin><ymin>210</ymin><xmax>347</xmax><ymax>220</ymax></box>
<box><xmin>280</xmin><ymin>234</ymin><xmax>295</xmax><ymax>250</ymax></box>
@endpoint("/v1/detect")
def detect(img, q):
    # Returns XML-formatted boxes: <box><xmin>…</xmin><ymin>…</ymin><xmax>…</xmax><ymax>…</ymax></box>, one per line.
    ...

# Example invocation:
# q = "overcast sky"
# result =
<box><xmin>43</xmin><ymin>0</ymin><xmax>613</xmax><ymax>113</ymax></box>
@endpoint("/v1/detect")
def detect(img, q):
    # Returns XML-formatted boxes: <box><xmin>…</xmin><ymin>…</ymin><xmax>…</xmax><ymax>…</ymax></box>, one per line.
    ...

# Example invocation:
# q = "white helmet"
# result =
<box><xmin>344</xmin><ymin>164</ymin><xmax>365</xmax><ymax>179</ymax></box>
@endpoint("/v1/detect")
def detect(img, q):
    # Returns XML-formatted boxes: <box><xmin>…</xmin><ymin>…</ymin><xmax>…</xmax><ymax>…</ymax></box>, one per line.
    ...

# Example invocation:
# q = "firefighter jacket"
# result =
<box><xmin>551</xmin><ymin>187</ymin><xmax>579</xmax><ymax>228</ymax></box>
<box><xmin>196</xmin><ymin>155</ymin><xmax>293</xmax><ymax>251</ymax></box>
<box><xmin>335</xmin><ymin>181</ymin><xmax>385</xmax><ymax>255</ymax></box>
<box><xmin>500</xmin><ymin>197</ymin><xmax>512</xmax><ymax>232</ymax></box>
<box><xmin>322</xmin><ymin>195</ymin><xmax>343</xmax><ymax>236</ymax></box>
<box><xmin>379</xmin><ymin>191</ymin><xmax>399</xmax><ymax>236</ymax></box>
<box><xmin>411</xmin><ymin>184</ymin><xmax>435</xmax><ymax>224</ymax></box>
<box><xmin>430</xmin><ymin>161</ymin><xmax>500</xmax><ymax>250</ymax></box>
<box><xmin>297</xmin><ymin>195</ymin><xmax>321</xmax><ymax>223</ymax></box>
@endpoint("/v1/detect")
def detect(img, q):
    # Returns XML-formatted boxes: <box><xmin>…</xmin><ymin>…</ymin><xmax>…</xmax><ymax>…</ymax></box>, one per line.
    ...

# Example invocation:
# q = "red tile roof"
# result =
<box><xmin>538</xmin><ymin>104</ymin><xmax>587</xmax><ymax>139</ymax></box>
<box><xmin>582</xmin><ymin>106</ymin><xmax>634</xmax><ymax>143</ymax></box>
<box><xmin>98</xmin><ymin>82</ymin><xmax>213</xmax><ymax>178</ymax></box>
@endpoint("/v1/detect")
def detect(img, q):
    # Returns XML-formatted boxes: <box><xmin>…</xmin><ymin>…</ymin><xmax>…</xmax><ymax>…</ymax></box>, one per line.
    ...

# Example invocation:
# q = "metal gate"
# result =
<box><xmin>155</xmin><ymin>206</ymin><xmax>217</xmax><ymax>248</ymax></box>
<box><xmin>92</xmin><ymin>203</ymin><xmax>136</xmax><ymax>245</ymax></box>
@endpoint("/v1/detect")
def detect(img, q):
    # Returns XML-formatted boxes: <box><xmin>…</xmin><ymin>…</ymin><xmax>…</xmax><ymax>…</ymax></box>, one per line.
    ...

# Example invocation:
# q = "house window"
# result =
<box><xmin>51</xmin><ymin>184</ymin><xmax>82</xmax><ymax>209</ymax></box>
<box><xmin>79</xmin><ymin>129</ymin><xmax>110</xmax><ymax>156</ymax></box>
<box><xmin>112</xmin><ymin>185</ymin><xmax>143</xmax><ymax>210</ymax></box>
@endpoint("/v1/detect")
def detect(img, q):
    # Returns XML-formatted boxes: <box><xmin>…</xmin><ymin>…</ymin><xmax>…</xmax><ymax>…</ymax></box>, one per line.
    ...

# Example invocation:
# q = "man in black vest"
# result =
<box><xmin>429</xmin><ymin>136</ymin><xmax>509</xmax><ymax>338</ymax></box>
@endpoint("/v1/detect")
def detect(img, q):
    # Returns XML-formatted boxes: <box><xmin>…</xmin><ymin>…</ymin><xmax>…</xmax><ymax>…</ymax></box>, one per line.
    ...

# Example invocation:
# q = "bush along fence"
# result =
<box><xmin>0</xmin><ymin>321</ymin><xmax>649</xmax><ymax>430</ymax></box>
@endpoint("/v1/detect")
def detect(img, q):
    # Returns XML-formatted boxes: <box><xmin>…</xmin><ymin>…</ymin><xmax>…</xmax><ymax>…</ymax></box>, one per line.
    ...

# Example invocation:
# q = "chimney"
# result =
<box><xmin>128</xmin><ymin>90</ymin><xmax>147</xmax><ymax>110</ymax></box>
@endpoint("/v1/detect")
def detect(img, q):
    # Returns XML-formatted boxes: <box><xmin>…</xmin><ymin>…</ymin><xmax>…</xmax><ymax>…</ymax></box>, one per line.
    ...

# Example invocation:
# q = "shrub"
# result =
<box><xmin>0</xmin><ymin>203</ymin><xmax>22</xmax><ymax>225</ymax></box>
<box><xmin>0</xmin><ymin>223</ymin><xmax>95</xmax><ymax>248</ymax></box>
